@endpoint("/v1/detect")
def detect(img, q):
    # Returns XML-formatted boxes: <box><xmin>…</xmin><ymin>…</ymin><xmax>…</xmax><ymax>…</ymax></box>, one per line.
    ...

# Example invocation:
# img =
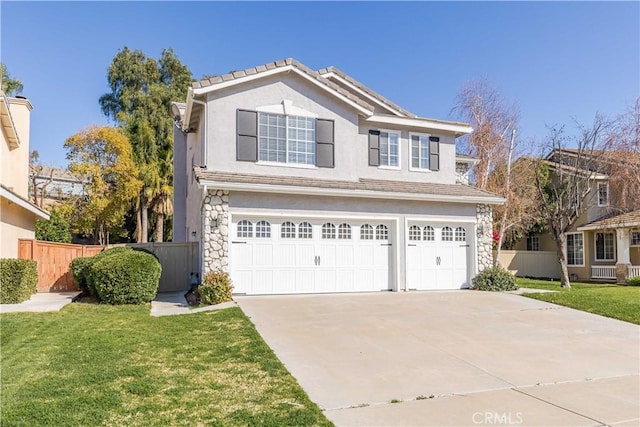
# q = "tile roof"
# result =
<box><xmin>578</xmin><ymin>209</ymin><xmax>640</xmax><ymax>230</ymax></box>
<box><xmin>192</xmin><ymin>58</ymin><xmax>375</xmax><ymax>113</ymax></box>
<box><xmin>317</xmin><ymin>66</ymin><xmax>417</xmax><ymax>118</ymax></box>
<box><xmin>32</xmin><ymin>166</ymin><xmax>88</xmax><ymax>183</ymax></box>
<box><xmin>193</xmin><ymin>169</ymin><xmax>503</xmax><ymax>203</ymax></box>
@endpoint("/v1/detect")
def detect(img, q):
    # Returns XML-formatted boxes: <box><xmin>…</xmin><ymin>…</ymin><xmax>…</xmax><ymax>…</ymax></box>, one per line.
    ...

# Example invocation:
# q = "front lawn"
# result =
<box><xmin>517</xmin><ymin>278</ymin><xmax>640</xmax><ymax>325</ymax></box>
<box><xmin>0</xmin><ymin>303</ymin><xmax>332</xmax><ymax>426</ymax></box>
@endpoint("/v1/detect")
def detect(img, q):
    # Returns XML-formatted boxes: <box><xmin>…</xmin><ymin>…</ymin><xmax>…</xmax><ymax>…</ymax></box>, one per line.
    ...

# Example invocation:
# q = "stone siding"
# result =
<box><xmin>202</xmin><ymin>189</ymin><xmax>230</xmax><ymax>274</ymax></box>
<box><xmin>476</xmin><ymin>204</ymin><xmax>493</xmax><ymax>271</ymax></box>
<box><xmin>456</xmin><ymin>162</ymin><xmax>470</xmax><ymax>185</ymax></box>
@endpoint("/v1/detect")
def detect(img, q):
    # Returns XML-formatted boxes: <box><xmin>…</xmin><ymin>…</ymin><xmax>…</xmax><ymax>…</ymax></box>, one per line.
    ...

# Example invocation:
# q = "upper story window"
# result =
<box><xmin>597</xmin><ymin>182</ymin><xmax>609</xmax><ymax>207</ymax></box>
<box><xmin>526</xmin><ymin>235</ymin><xmax>540</xmax><ymax>251</ymax></box>
<box><xmin>258</xmin><ymin>113</ymin><xmax>316</xmax><ymax>166</ymax></box>
<box><xmin>379</xmin><ymin>131</ymin><xmax>399</xmax><ymax>168</ymax></box>
<box><xmin>410</xmin><ymin>134</ymin><xmax>430</xmax><ymax>170</ymax></box>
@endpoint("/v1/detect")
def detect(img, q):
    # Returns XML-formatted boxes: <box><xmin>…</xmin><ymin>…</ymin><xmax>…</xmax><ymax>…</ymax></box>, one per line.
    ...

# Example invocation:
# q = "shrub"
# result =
<box><xmin>471</xmin><ymin>266</ymin><xmax>518</xmax><ymax>291</ymax></box>
<box><xmin>90</xmin><ymin>250</ymin><xmax>161</xmax><ymax>304</ymax></box>
<box><xmin>198</xmin><ymin>271</ymin><xmax>233</xmax><ymax>305</ymax></box>
<box><xmin>628</xmin><ymin>276</ymin><xmax>640</xmax><ymax>287</ymax></box>
<box><xmin>0</xmin><ymin>259</ymin><xmax>38</xmax><ymax>303</ymax></box>
<box><xmin>85</xmin><ymin>247</ymin><xmax>132</xmax><ymax>297</ymax></box>
<box><xmin>70</xmin><ymin>257</ymin><xmax>93</xmax><ymax>293</ymax></box>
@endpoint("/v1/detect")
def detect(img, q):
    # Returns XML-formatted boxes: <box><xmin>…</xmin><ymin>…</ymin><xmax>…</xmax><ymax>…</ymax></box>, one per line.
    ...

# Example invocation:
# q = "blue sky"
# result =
<box><xmin>2</xmin><ymin>1</ymin><xmax>638</xmax><ymax>167</ymax></box>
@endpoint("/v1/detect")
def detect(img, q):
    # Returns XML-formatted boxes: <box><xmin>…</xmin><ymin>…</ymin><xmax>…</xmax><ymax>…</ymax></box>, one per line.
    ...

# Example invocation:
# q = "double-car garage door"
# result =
<box><xmin>230</xmin><ymin>216</ymin><xmax>470</xmax><ymax>294</ymax></box>
<box><xmin>231</xmin><ymin>217</ymin><xmax>392</xmax><ymax>294</ymax></box>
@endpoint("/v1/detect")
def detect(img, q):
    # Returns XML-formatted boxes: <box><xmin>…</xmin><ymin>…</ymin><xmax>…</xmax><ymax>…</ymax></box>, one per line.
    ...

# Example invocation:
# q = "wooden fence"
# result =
<box><xmin>495</xmin><ymin>250</ymin><xmax>561</xmax><ymax>279</ymax></box>
<box><xmin>18</xmin><ymin>239</ymin><xmax>105</xmax><ymax>292</ymax></box>
<box><xmin>18</xmin><ymin>240</ymin><xmax>199</xmax><ymax>293</ymax></box>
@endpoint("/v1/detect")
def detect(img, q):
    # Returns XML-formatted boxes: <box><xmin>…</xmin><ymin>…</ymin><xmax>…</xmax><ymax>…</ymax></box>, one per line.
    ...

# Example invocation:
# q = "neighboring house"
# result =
<box><xmin>512</xmin><ymin>148</ymin><xmax>640</xmax><ymax>283</ymax></box>
<box><xmin>0</xmin><ymin>93</ymin><xmax>49</xmax><ymax>258</ymax></box>
<box><xmin>172</xmin><ymin>58</ymin><xmax>504</xmax><ymax>295</ymax></box>
<box><xmin>28</xmin><ymin>165</ymin><xmax>86</xmax><ymax>209</ymax></box>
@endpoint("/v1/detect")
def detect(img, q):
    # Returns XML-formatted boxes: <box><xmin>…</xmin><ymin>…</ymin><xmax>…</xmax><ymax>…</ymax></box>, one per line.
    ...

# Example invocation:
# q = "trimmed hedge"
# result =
<box><xmin>198</xmin><ymin>271</ymin><xmax>233</xmax><ymax>305</ymax></box>
<box><xmin>471</xmin><ymin>266</ymin><xmax>518</xmax><ymax>291</ymax></box>
<box><xmin>90</xmin><ymin>250</ymin><xmax>161</xmax><ymax>304</ymax></box>
<box><xmin>85</xmin><ymin>247</ymin><xmax>132</xmax><ymax>297</ymax></box>
<box><xmin>70</xmin><ymin>257</ymin><xmax>93</xmax><ymax>293</ymax></box>
<box><xmin>0</xmin><ymin>259</ymin><xmax>38</xmax><ymax>303</ymax></box>
<box><xmin>628</xmin><ymin>276</ymin><xmax>640</xmax><ymax>287</ymax></box>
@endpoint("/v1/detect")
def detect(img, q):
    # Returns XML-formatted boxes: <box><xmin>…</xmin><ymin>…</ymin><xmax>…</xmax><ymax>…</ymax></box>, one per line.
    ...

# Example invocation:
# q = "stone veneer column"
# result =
<box><xmin>455</xmin><ymin>163</ymin><xmax>470</xmax><ymax>185</ymax></box>
<box><xmin>476</xmin><ymin>204</ymin><xmax>493</xmax><ymax>272</ymax></box>
<box><xmin>202</xmin><ymin>189</ymin><xmax>230</xmax><ymax>274</ymax></box>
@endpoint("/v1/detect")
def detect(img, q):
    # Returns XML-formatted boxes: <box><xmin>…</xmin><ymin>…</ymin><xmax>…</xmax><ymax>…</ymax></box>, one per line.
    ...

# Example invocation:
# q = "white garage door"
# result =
<box><xmin>406</xmin><ymin>223</ymin><xmax>469</xmax><ymax>290</ymax></box>
<box><xmin>230</xmin><ymin>217</ymin><xmax>392</xmax><ymax>294</ymax></box>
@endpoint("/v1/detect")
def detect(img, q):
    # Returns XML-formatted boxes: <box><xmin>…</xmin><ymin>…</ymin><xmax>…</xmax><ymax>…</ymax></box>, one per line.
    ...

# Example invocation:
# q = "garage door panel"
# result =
<box><xmin>335</xmin><ymin>246</ymin><xmax>354</xmax><ymax>266</ymax></box>
<box><xmin>254</xmin><ymin>244</ymin><xmax>273</xmax><ymax>267</ymax></box>
<box><xmin>252</xmin><ymin>271</ymin><xmax>274</xmax><ymax>293</ymax></box>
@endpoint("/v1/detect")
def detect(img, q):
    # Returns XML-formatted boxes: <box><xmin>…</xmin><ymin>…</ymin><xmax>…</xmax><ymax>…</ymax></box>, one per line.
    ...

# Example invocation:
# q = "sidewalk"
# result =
<box><xmin>0</xmin><ymin>292</ymin><xmax>80</xmax><ymax>313</ymax></box>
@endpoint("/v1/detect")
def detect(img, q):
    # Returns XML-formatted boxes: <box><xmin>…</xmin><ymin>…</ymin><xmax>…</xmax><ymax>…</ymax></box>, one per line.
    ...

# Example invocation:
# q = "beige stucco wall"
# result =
<box><xmin>0</xmin><ymin>197</ymin><xmax>36</xmax><ymax>258</ymax></box>
<box><xmin>1</xmin><ymin>98</ymin><xmax>32</xmax><ymax>198</ymax></box>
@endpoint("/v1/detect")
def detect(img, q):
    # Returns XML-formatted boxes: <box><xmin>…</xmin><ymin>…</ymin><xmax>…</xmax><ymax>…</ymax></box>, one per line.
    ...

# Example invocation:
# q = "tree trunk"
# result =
<box><xmin>141</xmin><ymin>194</ymin><xmax>149</xmax><ymax>243</ymax></box>
<box><xmin>135</xmin><ymin>206</ymin><xmax>142</xmax><ymax>243</ymax></box>
<box><xmin>155</xmin><ymin>213</ymin><xmax>164</xmax><ymax>242</ymax></box>
<box><xmin>555</xmin><ymin>233</ymin><xmax>572</xmax><ymax>289</ymax></box>
<box><xmin>494</xmin><ymin>130</ymin><xmax>516</xmax><ymax>266</ymax></box>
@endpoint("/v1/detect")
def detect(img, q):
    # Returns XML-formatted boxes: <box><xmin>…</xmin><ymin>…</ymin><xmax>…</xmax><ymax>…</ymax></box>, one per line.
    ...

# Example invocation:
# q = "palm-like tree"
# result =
<box><xmin>151</xmin><ymin>149</ymin><xmax>173</xmax><ymax>242</ymax></box>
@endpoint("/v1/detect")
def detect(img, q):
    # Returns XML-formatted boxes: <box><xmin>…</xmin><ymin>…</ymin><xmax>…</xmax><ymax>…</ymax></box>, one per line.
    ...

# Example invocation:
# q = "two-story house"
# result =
<box><xmin>512</xmin><ymin>148</ymin><xmax>640</xmax><ymax>283</ymax></box>
<box><xmin>1</xmin><ymin>93</ymin><xmax>49</xmax><ymax>258</ymax></box>
<box><xmin>172</xmin><ymin>59</ymin><xmax>503</xmax><ymax>295</ymax></box>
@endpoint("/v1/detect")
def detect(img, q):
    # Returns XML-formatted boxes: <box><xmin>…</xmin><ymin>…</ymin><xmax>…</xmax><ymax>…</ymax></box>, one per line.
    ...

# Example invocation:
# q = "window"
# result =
<box><xmin>298</xmin><ymin>222</ymin><xmax>313</xmax><ymax>239</ymax></box>
<box><xmin>597</xmin><ymin>182</ymin><xmax>609</xmax><ymax>207</ymax></box>
<box><xmin>338</xmin><ymin>223</ymin><xmax>352</xmax><ymax>240</ymax></box>
<box><xmin>632</xmin><ymin>231</ymin><xmax>640</xmax><ymax>246</ymax></box>
<box><xmin>526</xmin><ymin>236</ymin><xmax>540</xmax><ymax>251</ymax></box>
<box><xmin>567</xmin><ymin>233</ymin><xmax>584</xmax><ymax>266</ymax></box>
<box><xmin>455</xmin><ymin>227</ymin><xmax>466</xmax><ymax>242</ymax></box>
<box><xmin>360</xmin><ymin>224</ymin><xmax>374</xmax><ymax>240</ymax></box>
<box><xmin>255</xmin><ymin>221</ymin><xmax>271</xmax><ymax>238</ymax></box>
<box><xmin>258</xmin><ymin>113</ymin><xmax>315</xmax><ymax>165</ymax></box>
<box><xmin>379</xmin><ymin>131</ymin><xmax>399</xmax><ymax>167</ymax></box>
<box><xmin>442</xmin><ymin>226</ymin><xmax>453</xmax><ymax>242</ymax></box>
<box><xmin>237</xmin><ymin>220</ymin><xmax>253</xmax><ymax>238</ymax></box>
<box><xmin>281</xmin><ymin>221</ymin><xmax>296</xmax><ymax>239</ymax></box>
<box><xmin>376</xmin><ymin>224</ymin><xmax>388</xmax><ymax>240</ymax></box>
<box><xmin>595</xmin><ymin>232</ymin><xmax>615</xmax><ymax>261</ymax></box>
<box><xmin>410</xmin><ymin>134</ymin><xmax>430</xmax><ymax>170</ymax></box>
<box><xmin>409</xmin><ymin>225</ymin><xmax>422</xmax><ymax>241</ymax></box>
<box><xmin>322</xmin><ymin>223</ymin><xmax>336</xmax><ymax>239</ymax></box>
<box><xmin>424</xmin><ymin>226</ymin><xmax>435</xmax><ymax>241</ymax></box>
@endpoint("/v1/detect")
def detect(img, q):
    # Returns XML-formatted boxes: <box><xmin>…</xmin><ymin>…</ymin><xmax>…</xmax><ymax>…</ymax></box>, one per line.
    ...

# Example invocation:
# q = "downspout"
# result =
<box><xmin>191</xmin><ymin>98</ymin><xmax>208</xmax><ymax>169</ymax></box>
<box><xmin>199</xmin><ymin>183</ymin><xmax>208</xmax><ymax>277</ymax></box>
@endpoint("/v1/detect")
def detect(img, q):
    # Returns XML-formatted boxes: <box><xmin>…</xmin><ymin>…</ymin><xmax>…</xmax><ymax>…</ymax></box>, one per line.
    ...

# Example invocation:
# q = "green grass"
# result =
<box><xmin>517</xmin><ymin>278</ymin><xmax>640</xmax><ymax>325</ymax></box>
<box><xmin>0</xmin><ymin>303</ymin><xmax>332</xmax><ymax>426</ymax></box>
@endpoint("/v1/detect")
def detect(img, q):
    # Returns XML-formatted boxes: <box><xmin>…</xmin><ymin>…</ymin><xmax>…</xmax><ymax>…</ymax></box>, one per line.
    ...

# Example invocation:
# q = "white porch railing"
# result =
<box><xmin>591</xmin><ymin>266</ymin><xmax>616</xmax><ymax>280</ymax></box>
<box><xmin>630</xmin><ymin>266</ymin><xmax>640</xmax><ymax>278</ymax></box>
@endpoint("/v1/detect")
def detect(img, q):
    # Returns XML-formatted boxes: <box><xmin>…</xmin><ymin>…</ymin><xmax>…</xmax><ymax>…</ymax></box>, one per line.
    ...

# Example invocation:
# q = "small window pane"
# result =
<box><xmin>322</xmin><ymin>223</ymin><xmax>336</xmax><ymax>239</ymax></box>
<box><xmin>237</xmin><ymin>220</ymin><xmax>253</xmax><ymax>238</ymax></box>
<box><xmin>376</xmin><ymin>224</ymin><xmax>388</xmax><ymax>240</ymax></box>
<box><xmin>424</xmin><ymin>226</ymin><xmax>435</xmax><ymax>241</ymax></box>
<box><xmin>281</xmin><ymin>221</ymin><xmax>296</xmax><ymax>239</ymax></box>
<box><xmin>298</xmin><ymin>222</ymin><xmax>313</xmax><ymax>239</ymax></box>
<box><xmin>256</xmin><ymin>221</ymin><xmax>271</xmax><ymax>238</ymax></box>
<box><xmin>360</xmin><ymin>224</ymin><xmax>374</xmax><ymax>240</ymax></box>
<box><xmin>409</xmin><ymin>225</ymin><xmax>422</xmax><ymax>241</ymax></box>
<box><xmin>455</xmin><ymin>227</ymin><xmax>466</xmax><ymax>242</ymax></box>
<box><xmin>567</xmin><ymin>233</ymin><xmax>584</xmax><ymax>265</ymax></box>
<box><xmin>338</xmin><ymin>223</ymin><xmax>352</xmax><ymax>240</ymax></box>
<box><xmin>632</xmin><ymin>231</ymin><xmax>640</xmax><ymax>246</ymax></box>
<box><xmin>442</xmin><ymin>226</ymin><xmax>453</xmax><ymax>241</ymax></box>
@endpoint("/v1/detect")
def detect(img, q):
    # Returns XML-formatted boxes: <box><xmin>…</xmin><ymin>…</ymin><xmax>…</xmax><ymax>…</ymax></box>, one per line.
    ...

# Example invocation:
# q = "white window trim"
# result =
<box><xmin>631</xmin><ymin>230</ymin><xmax>640</xmax><ymax>247</ymax></box>
<box><xmin>594</xmin><ymin>231</ymin><xmax>616</xmax><ymax>262</ymax></box>
<box><xmin>566</xmin><ymin>232</ymin><xmax>585</xmax><ymax>267</ymax></box>
<box><xmin>408</xmin><ymin>132</ymin><xmax>432</xmax><ymax>172</ymax></box>
<box><xmin>377</xmin><ymin>128</ymin><xmax>401</xmax><ymax>170</ymax></box>
<box><xmin>257</xmin><ymin>112</ymin><xmax>317</xmax><ymax>167</ymax></box>
<box><xmin>597</xmin><ymin>182</ymin><xmax>610</xmax><ymax>207</ymax></box>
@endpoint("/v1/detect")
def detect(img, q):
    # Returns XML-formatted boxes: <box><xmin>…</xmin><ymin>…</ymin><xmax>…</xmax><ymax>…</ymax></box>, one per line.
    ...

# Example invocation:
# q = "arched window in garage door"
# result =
<box><xmin>441</xmin><ymin>226</ymin><xmax>453</xmax><ymax>241</ymax></box>
<box><xmin>298</xmin><ymin>222</ymin><xmax>313</xmax><ymax>239</ymax></box>
<box><xmin>376</xmin><ymin>224</ymin><xmax>388</xmax><ymax>240</ymax></box>
<box><xmin>237</xmin><ymin>220</ymin><xmax>253</xmax><ymax>238</ymax></box>
<box><xmin>255</xmin><ymin>221</ymin><xmax>271</xmax><ymax>238</ymax></box>
<box><xmin>281</xmin><ymin>221</ymin><xmax>296</xmax><ymax>239</ymax></box>
<box><xmin>409</xmin><ymin>225</ymin><xmax>422</xmax><ymax>241</ymax></box>
<box><xmin>455</xmin><ymin>227</ymin><xmax>466</xmax><ymax>242</ymax></box>
<box><xmin>424</xmin><ymin>226</ymin><xmax>435</xmax><ymax>241</ymax></box>
<box><xmin>322</xmin><ymin>223</ymin><xmax>336</xmax><ymax>239</ymax></box>
<box><xmin>360</xmin><ymin>224</ymin><xmax>374</xmax><ymax>240</ymax></box>
<box><xmin>338</xmin><ymin>223</ymin><xmax>352</xmax><ymax>240</ymax></box>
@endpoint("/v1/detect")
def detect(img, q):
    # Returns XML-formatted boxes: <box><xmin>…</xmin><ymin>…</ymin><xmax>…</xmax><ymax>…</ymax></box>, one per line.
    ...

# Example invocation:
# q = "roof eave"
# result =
<box><xmin>365</xmin><ymin>115</ymin><xmax>473</xmax><ymax>136</ymax></box>
<box><xmin>0</xmin><ymin>186</ymin><xmax>50</xmax><ymax>220</ymax></box>
<box><xmin>196</xmin><ymin>179</ymin><xmax>505</xmax><ymax>205</ymax></box>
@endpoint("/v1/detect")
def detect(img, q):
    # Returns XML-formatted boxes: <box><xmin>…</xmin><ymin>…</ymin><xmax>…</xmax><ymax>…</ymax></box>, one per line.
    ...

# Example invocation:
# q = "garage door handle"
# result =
<box><xmin>231</xmin><ymin>241</ymin><xmax>247</xmax><ymax>244</ymax></box>
<box><xmin>408</xmin><ymin>244</ymin><xmax>417</xmax><ymax>247</ymax></box>
<box><xmin>459</xmin><ymin>244</ymin><xmax>470</xmax><ymax>247</ymax></box>
<box><xmin>380</xmin><ymin>243</ymin><xmax>392</xmax><ymax>246</ymax></box>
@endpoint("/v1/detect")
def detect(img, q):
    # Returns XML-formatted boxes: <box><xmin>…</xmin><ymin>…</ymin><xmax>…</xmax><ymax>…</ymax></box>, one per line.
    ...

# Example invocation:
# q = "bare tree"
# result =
<box><xmin>454</xmin><ymin>78</ymin><xmax>519</xmax><ymax>190</ymax></box>
<box><xmin>534</xmin><ymin>117</ymin><xmax>609</xmax><ymax>288</ymax></box>
<box><xmin>28</xmin><ymin>151</ymin><xmax>53</xmax><ymax>208</ymax></box>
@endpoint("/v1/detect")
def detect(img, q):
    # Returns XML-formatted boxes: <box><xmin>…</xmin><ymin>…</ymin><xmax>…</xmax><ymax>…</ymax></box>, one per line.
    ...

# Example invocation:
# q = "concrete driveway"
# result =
<box><xmin>237</xmin><ymin>291</ymin><xmax>640</xmax><ymax>427</ymax></box>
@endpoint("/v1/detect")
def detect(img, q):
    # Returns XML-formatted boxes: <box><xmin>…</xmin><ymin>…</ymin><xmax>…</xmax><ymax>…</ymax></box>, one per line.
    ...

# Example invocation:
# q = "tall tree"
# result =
<box><xmin>64</xmin><ymin>126</ymin><xmax>142</xmax><ymax>245</ymax></box>
<box><xmin>35</xmin><ymin>207</ymin><xmax>72</xmax><ymax>243</ymax></box>
<box><xmin>534</xmin><ymin>117</ymin><xmax>609</xmax><ymax>288</ymax></box>
<box><xmin>0</xmin><ymin>63</ymin><xmax>23</xmax><ymax>96</ymax></box>
<box><xmin>99</xmin><ymin>47</ymin><xmax>192</xmax><ymax>242</ymax></box>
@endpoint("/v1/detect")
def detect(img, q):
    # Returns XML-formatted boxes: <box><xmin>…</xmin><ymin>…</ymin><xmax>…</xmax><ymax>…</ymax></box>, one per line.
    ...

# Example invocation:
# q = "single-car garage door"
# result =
<box><xmin>406</xmin><ymin>223</ymin><xmax>469</xmax><ymax>290</ymax></box>
<box><xmin>230</xmin><ymin>217</ymin><xmax>392</xmax><ymax>294</ymax></box>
